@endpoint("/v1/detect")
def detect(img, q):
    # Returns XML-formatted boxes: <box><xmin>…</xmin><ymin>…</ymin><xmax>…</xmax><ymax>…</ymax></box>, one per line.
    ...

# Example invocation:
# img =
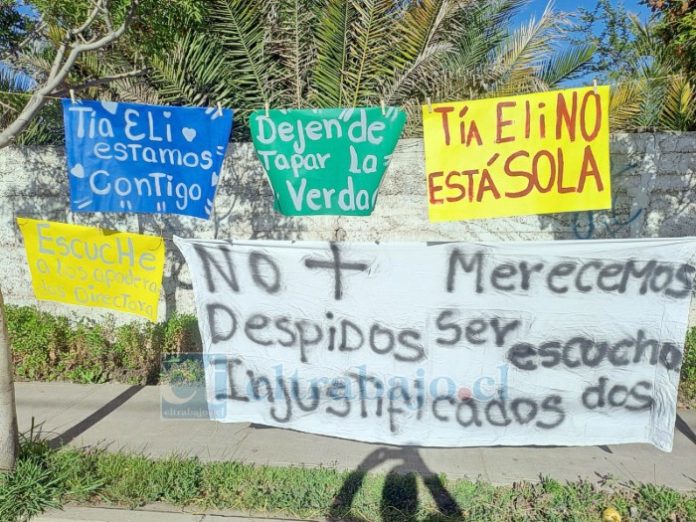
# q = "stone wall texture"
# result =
<box><xmin>1</xmin><ymin>132</ymin><xmax>695</xmax><ymax>322</ymax></box>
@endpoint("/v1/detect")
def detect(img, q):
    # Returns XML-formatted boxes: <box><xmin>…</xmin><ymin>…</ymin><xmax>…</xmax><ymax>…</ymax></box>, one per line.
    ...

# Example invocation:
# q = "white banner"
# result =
<box><xmin>174</xmin><ymin>237</ymin><xmax>696</xmax><ymax>451</ymax></box>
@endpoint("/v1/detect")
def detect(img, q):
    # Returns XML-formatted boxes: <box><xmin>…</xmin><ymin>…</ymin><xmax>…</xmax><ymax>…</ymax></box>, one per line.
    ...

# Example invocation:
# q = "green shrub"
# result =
<box><xmin>160</xmin><ymin>355</ymin><xmax>205</xmax><ymax>385</ymax></box>
<box><xmin>681</xmin><ymin>327</ymin><xmax>696</xmax><ymax>406</ymax></box>
<box><xmin>58</xmin><ymin>323</ymin><xmax>111</xmax><ymax>384</ymax></box>
<box><xmin>6</xmin><ymin>306</ymin><xmax>202</xmax><ymax>385</ymax></box>
<box><xmin>163</xmin><ymin>313</ymin><xmax>201</xmax><ymax>354</ymax></box>
<box><xmin>6</xmin><ymin>307</ymin><xmax>71</xmax><ymax>381</ymax></box>
<box><xmin>112</xmin><ymin>321</ymin><xmax>165</xmax><ymax>385</ymax></box>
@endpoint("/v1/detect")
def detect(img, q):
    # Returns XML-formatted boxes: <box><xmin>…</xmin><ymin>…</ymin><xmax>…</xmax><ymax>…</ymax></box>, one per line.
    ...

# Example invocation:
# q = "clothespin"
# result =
<box><xmin>216</xmin><ymin>102</ymin><xmax>223</xmax><ymax>116</ymax></box>
<box><xmin>264</xmin><ymin>102</ymin><xmax>270</xmax><ymax>117</ymax></box>
<box><xmin>156</xmin><ymin>216</ymin><xmax>165</xmax><ymax>241</ymax></box>
<box><xmin>380</xmin><ymin>99</ymin><xmax>386</xmax><ymax>115</ymax></box>
<box><xmin>593</xmin><ymin>78</ymin><xmax>598</xmax><ymax>94</ymax></box>
<box><xmin>426</xmin><ymin>96</ymin><xmax>432</xmax><ymax>113</ymax></box>
<box><xmin>69</xmin><ymin>89</ymin><xmax>76</xmax><ymax>104</ymax></box>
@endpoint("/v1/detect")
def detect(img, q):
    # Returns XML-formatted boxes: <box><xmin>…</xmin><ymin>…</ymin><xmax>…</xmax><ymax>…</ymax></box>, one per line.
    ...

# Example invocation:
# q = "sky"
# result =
<box><xmin>517</xmin><ymin>0</ymin><xmax>651</xmax><ymax>20</ymax></box>
<box><xmin>514</xmin><ymin>0</ymin><xmax>653</xmax><ymax>86</ymax></box>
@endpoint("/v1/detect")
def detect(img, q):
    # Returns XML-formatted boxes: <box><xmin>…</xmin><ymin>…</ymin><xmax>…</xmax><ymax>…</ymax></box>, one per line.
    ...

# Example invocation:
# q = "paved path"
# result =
<box><xmin>16</xmin><ymin>382</ymin><xmax>696</xmax><ymax>491</ymax></box>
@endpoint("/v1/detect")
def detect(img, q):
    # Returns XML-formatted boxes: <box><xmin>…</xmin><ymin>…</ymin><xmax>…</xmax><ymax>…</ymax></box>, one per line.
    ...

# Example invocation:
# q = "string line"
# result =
<box><xmin>0</xmin><ymin>73</ymin><xmax>690</xmax><ymax>108</ymax></box>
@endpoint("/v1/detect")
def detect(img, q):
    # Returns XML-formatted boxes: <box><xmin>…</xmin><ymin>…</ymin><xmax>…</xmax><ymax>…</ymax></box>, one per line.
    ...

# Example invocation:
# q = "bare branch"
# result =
<box><xmin>53</xmin><ymin>67</ymin><xmax>147</xmax><ymax>96</ymax></box>
<box><xmin>71</xmin><ymin>0</ymin><xmax>107</xmax><ymax>38</ymax></box>
<box><xmin>0</xmin><ymin>0</ymin><xmax>140</xmax><ymax>148</ymax></box>
<box><xmin>52</xmin><ymin>0</ymin><xmax>128</xmax><ymax>79</ymax></box>
<box><xmin>0</xmin><ymin>100</ymin><xmax>16</xmax><ymax>114</ymax></box>
<box><xmin>102</xmin><ymin>0</ymin><xmax>114</xmax><ymax>32</ymax></box>
<box><xmin>17</xmin><ymin>19</ymin><xmax>46</xmax><ymax>51</ymax></box>
<box><xmin>55</xmin><ymin>16</ymin><xmax>135</xmax><ymax>82</ymax></box>
<box><xmin>0</xmin><ymin>18</ymin><xmax>46</xmax><ymax>65</ymax></box>
<box><xmin>48</xmin><ymin>42</ymin><xmax>68</xmax><ymax>79</ymax></box>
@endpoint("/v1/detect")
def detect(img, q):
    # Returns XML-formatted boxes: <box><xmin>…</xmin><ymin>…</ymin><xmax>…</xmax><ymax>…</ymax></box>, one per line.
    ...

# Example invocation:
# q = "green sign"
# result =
<box><xmin>250</xmin><ymin>107</ymin><xmax>406</xmax><ymax>216</ymax></box>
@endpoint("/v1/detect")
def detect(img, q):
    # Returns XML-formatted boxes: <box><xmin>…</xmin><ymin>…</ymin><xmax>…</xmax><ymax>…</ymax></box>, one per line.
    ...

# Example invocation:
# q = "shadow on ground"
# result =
<box><xmin>329</xmin><ymin>447</ymin><xmax>462</xmax><ymax>522</ymax></box>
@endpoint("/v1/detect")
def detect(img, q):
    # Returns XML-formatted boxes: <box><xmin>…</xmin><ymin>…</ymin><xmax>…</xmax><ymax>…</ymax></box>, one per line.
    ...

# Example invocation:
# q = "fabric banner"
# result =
<box><xmin>249</xmin><ymin>107</ymin><xmax>406</xmax><ymax>216</ymax></box>
<box><xmin>422</xmin><ymin>86</ymin><xmax>611</xmax><ymax>221</ymax></box>
<box><xmin>176</xmin><ymin>236</ymin><xmax>696</xmax><ymax>451</ymax></box>
<box><xmin>62</xmin><ymin>99</ymin><xmax>233</xmax><ymax>219</ymax></box>
<box><xmin>18</xmin><ymin>218</ymin><xmax>165</xmax><ymax>321</ymax></box>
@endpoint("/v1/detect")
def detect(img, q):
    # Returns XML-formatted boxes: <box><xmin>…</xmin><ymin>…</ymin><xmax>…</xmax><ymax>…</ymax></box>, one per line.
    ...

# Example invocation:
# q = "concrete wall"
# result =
<box><xmin>1</xmin><ymin>132</ymin><xmax>695</xmax><ymax>322</ymax></box>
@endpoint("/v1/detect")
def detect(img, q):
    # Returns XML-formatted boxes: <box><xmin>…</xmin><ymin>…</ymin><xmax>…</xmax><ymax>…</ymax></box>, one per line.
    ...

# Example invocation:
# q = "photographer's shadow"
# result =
<box><xmin>329</xmin><ymin>447</ymin><xmax>462</xmax><ymax>521</ymax></box>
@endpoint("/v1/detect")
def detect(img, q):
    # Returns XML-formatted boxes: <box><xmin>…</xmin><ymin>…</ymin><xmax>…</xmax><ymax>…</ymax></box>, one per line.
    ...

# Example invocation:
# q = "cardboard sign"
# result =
<box><xmin>62</xmin><ymin>99</ymin><xmax>233</xmax><ymax>219</ymax></box>
<box><xmin>18</xmin><ymin>218</ymin><xmax>165</xmax><ymax>321</ymax></box>
<box><xmin>250</xmin><ymin>107</ymin><xmax>406</xmax><ymax>215</ymax></box>
<box><xmin>176</xmin><ymin>236</ymin><xmax>696</xmax><ymax>451</ymax></box>
<box><xmin>422</xmin><ymin>86</ymin><xmax>611</xmax><ymax>221</ymax></box>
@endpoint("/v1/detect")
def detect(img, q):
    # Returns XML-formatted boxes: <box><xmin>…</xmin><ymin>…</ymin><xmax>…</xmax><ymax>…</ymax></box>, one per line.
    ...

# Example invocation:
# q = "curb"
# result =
<box><xmin>32</xmin><ymin>505</ymin><xmax>317</xmax><ymax>522</ymax></box>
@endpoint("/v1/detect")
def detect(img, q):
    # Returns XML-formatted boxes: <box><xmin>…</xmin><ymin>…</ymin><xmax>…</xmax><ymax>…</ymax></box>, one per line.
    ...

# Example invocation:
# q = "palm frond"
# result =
<box><xmin>609</xmin><ymin>81</ymin><xmax>642</xmax><ymax>131</ymax></box>
<box><xmin>150</xmin><ymin>32</ymin><xmax>235</xmax><ymax>107</ymax></box>
<box><xmin>449</xmin><ymin>1</ymin><xmax>518</xmax><ymax>70</ymax></box>
<box><xmin>389</xmin><ymin>0</ymin><xmax>449</xmax><ymax>69</ymax></box>
<box><xmin>381</xmin><ymin>0</ymin><xmax>457</xmax><ymax>104</ymax></box>
<box><xmin>310</xmin><ymin>0</ymin><xmax>355</xmax><ymax>107</ymax></box>
<box><xmin>660</xmin><ymin>74</ymin><xmax>696</xmax><ymax>131</ymax></box>
<box><xmin>269</xmin><ymin>0</ymin><xmax>316</xmax><ymax>107</ymax></box>
<box><xmin>633</xmin><ymin>78</ymin><xmax>667</xmax><ymax>131</ymax></box>
<box><xmin>210</xmin><ymin>0</ymin><xmax>273</xmax><ymax>105</ymax></box>
<box><xmin>539</xmin><ymin>44</ymin><xmax>595</xmax><ymax>88</ymax></box>
<box><xmin>108</xmin><ymin>75</ymin><xmax>161</xmax><ymax>104</ymax></box>
<box><xmin>382</xmin><ymin>42</ymin><xmax>452</xmax><ymax>104</ymax></box>
<box><xmin>488</xmin><ymin>3</ymin><xmax>561</xmax><ymax>96</ymax></box>
<box><xmin>431</xmin><ymin>0</ymin><xmax>530</xmax><ymax>101</ymax></box>
<box><xmin>609</xmin><ymin>16</ymin><xmax>696</xmax><ymax>131</ymax></box>
<box><xmin>12</xmin><ymin>0</ymin><xmax>618</xmax><ymax>140</ymax></box>
<box><xmin>343</xmin><ymin>0</ymin><xmax>395</xmax><ymax>106</ymax></box>
<box><xmin>0</xmin><ymin>68</ymin><xmax>62</xmax><ymax>145</ymax></box>
<box><xmin>0</xmin><ymin>67</ymin><xmax>34</xmax><ymax>93</ymax></box>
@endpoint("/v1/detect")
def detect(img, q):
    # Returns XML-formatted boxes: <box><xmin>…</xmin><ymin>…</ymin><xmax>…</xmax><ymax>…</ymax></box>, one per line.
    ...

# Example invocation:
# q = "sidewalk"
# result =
<box><xmin>16</xmin><ymin>382</ymin><xmax>696</xmax><ymax>491</ymax></box>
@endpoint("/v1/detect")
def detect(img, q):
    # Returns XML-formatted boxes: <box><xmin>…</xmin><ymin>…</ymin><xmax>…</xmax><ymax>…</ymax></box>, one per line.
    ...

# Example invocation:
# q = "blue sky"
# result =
<box><xmin>515</xmin><ymin>1</ymin><xmax>653</xmax><ymax>86</ymax></box>
<box><xmin>517</xmin><ymin>0</ymin><xmax>651</xmax><ymax>20</ymax></box>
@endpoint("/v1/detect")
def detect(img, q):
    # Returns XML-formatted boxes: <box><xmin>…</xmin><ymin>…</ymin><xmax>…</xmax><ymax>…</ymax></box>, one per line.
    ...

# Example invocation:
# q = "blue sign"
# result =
<box><xmin>62</xmin><ymin>99</ymin><xmax>233</xmax><ymax>219</ymax></box>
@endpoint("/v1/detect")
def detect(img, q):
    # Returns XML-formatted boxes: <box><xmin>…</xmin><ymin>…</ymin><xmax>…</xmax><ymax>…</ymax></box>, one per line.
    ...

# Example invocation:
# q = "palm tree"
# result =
<box><xmin>0</xmin><ymin>67</ymin><xmax>62</xmax><ymax>145</ymax></box>
<box><xmin>609</xmin><ymin>17</ymin><xmax>696</xmax><ymax>132</ymax></box>
<box><xmin>3</xmin><ymin>0</ymin><xmax>594</xmax><ymax>142</ymax></box>
<box><xmin>151</xmin><ymin>0</ymin><xmax>593</xmax><ymax>138</ymax></box>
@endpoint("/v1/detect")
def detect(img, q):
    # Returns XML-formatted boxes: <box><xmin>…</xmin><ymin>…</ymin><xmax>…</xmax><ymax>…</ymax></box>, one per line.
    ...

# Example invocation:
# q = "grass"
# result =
<box><xmin>1</xmin><ymin>436</ymin><xmax>694</xmax><ymax>522</ymax></box>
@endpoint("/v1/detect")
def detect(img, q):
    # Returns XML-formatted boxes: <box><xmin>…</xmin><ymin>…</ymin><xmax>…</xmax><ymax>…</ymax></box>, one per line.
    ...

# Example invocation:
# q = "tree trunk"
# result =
<box><xmin>0</xmin><ymin>288</ymin><xmax>18</xmax><ymax>470</ymax></box>
<box><xmin>0</xmin><ymin>0</ymin><xmax>141</xmax><ymax>474</ymax></box>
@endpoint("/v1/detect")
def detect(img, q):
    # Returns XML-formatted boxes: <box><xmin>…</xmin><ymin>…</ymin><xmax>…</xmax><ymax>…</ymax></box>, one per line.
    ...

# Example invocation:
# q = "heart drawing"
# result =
<box><xmin>182</xmin><ymin>127</ymin><xmax>197</xmax><ymax>142</ymax></box>
<box><xmin>101</xmin><ymin>101</ymin><xmax>119</xmax><ymax>114</ymax></box>
<box><xmin>70</xmin><ymin>164</ymin><xmax>85</xmax><ymax>178</ymax></box>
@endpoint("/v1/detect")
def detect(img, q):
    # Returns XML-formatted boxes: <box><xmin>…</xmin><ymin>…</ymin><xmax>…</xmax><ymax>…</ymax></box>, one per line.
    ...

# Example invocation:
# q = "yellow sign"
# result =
<box><xmin>422</xmin><ymin>86</ymin><xmax>611</xmax><ymax>221</ymax></box>
<box><xmin>17</xmin><ymin>218</ymin><xmax>165</xmax><ymax>321</ymax></box>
